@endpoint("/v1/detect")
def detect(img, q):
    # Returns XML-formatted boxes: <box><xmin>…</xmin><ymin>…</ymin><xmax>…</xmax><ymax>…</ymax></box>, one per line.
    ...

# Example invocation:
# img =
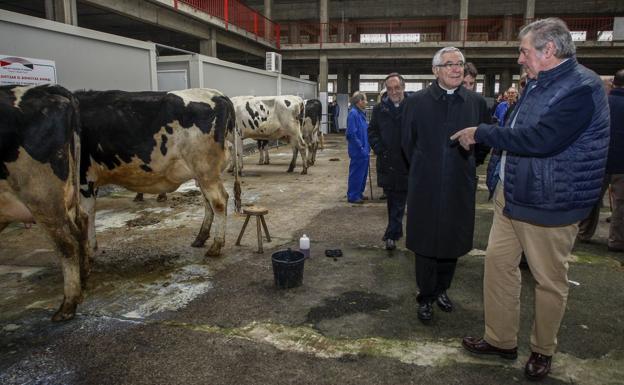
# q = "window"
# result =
<box><xmin>405</xmin><ymin>82</ymin><xmax>423</xmax><ymax>92</ymax></box>
<box><xmin>359</xmin><ymin>82</ymin><xmax>379</xmax><ymax>92</ymax></box>
<box><xmin>571</xmin><ymin>31</ymin><xmax>587</xmax><ymax>41</ymax></box>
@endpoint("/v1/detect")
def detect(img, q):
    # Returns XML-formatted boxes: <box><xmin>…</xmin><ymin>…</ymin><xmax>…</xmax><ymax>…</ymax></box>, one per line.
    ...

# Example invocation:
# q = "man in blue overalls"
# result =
<box><xmin>346</xmin><ymin>91</ymin><xmax>369</xmax><ymax>204</ymax></box>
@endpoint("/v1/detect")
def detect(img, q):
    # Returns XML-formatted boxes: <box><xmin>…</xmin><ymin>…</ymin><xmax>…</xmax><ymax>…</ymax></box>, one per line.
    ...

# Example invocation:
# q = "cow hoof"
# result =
<box><xmin>301</xmin><ymin>169</ymin><xmax>308</xmax><ymax>175</ymax></box>
<box><xmin>52</xmin><ymin>303</ymin><xmax>77</xmax><ymax>322</ymax></box>
<box><xmin>191</xmin><ymin>239</ymin><xmax>206</xmax><ymax>248</ymax></box>
<box><xmin>205</xmin><ymin>244</ymin><xmax>222</xmax><ymax>257</ymax></box>
<box><xmin>156</xmin><ymin>194</ymin><xmax>167</xmax><ymax>202</ymax></box>
<box><xmin>287</xmin><ymin>168</ymin><xmax>294</xmax><ymax>173</ymax></box>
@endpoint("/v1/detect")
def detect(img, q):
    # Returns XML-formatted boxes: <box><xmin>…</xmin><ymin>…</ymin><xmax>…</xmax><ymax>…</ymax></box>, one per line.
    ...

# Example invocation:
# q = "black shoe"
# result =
<box><xmin>417</xmin><ymin>302</ymin><xmax>433</xmax><ymax>323</ymax></box>
<box><xmin>461</xmin><ymin>336</ymin><xmax>518</xmax><ymax>360</ymax></box>
<box><xmin>385</xmin><ymin>239</ymin><xmax>396</xmax><ymax>250</ymax></box>
<box><xmin>436</xmin><ymin>292</ymin><xmax>453</xmax><ymax>312</ymax></box>
<box><xmin>524</xmin><ymin>352</ymin><xmax>552</xmax><ymax>381</ymax></box>
<box><xmin>349</xmin><ymin>199</ymin><xmax>364</xmax><ymax>204</ymax></box>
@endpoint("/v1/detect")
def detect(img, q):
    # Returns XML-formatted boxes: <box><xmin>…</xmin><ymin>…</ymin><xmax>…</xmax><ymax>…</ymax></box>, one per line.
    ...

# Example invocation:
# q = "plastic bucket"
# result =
<box><xmin>271</xmin><ymin>249</ymin><xmax>305</xmax><ymax>289</ymax></box>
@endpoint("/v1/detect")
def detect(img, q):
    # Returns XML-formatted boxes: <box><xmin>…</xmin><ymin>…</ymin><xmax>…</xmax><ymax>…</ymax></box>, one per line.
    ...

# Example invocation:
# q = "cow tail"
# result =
<box><xmin>70</xmin><ymin>95</ymin><xmax>82</xmax><ymax>225</ymax></box>
<box><xmin>227</xmin><ymin>97</ymin><xmax>242</xmax><ymax>213</ymax></box>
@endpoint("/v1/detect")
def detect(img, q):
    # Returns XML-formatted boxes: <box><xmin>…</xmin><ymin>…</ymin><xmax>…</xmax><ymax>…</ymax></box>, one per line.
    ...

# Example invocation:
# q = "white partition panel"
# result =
<box><xmin>281</xmin><ymin>75</ymin><xmax>317</xmax><ymax>99</ymax></box>
<box><xmin>0</xmin><ymin>10</ymin><xmax>157</xmax><ymax>91</ymax></box>
<box><xmin>201</xmin><ymin>59</ymin><xmax>277</xmax><ymax>96</ymax></box>
<box><xmin>158</xmin><ymin>54</ymin><xmax>317</xmax><ymax>99</ymax></box>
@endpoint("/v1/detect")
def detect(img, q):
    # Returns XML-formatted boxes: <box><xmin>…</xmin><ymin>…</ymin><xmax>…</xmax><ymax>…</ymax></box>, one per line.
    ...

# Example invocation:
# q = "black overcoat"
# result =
<box><xmin>401</xmin><ymin>81</ymin><xmax>490</xmax><ymax>259</ymax></box>
<box><xmin>368</xmin><ymin>95</ymin><xmax>409</xmax><ymax>191</ymax></box>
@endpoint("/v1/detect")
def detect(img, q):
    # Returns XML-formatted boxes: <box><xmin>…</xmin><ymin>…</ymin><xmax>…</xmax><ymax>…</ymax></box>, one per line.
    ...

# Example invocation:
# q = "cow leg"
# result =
<box><xmin>0</xmin><ymin>222</ymin><xmax>7</xmax><ymax>234</ymax></box>
<box><xmin>296</xmin><ymin>136</ymin><xmax>309</xmax><ymax>175</ymax></box>
<box><xmin>288</xmin><ymin>146</ymin><xmax>299</xmax><ymax>173</ymax></box>
<box><xmin>156</xmin><ymin>193</ymin><xmax>167</xmax><ymax>202</ymax></box>
<box><xmin>191</xmin><ymin>194</ymin><xmax>214</xmax><ymax>248</ymax></box>
<box><xmin>257</xmin><ymin>140</ymin><xmax>265</xmax><ymax>165</ymax></box>
<box><xmin>263</xmin><ymin>146</ymin><xmax>270</xmax><ymax>165</ymax></box>
<box><xmin>39</xmin><ymin>214</ymin><xmax>85</xmax><ymax>322</ymax></box>
<box><xmin>81</xmin><ymin>189</ymin><xmax>98</xmax><ymax>253</ymax></box>
<box><xmin>73</xmin><ymin>207</ymin><xmax>92</xmax><ymax>287</ymax></box>
<box><xmin>192</xmin><ymin>180</ymin><xmax>228</xmax><ymax>257</ymax></box>
<box><xmin>133</xmin><ymin>193</ymin><xmax>144</xmax><ymax>202</ymax></box>
<box><xmin>308</xmin><ymin>142</ymin><xmax>318</xmax><ymax>166</ymax></box>
<box><xmin>54</xmin><ymin>250</ymin><xmax>82</xmax><ymax>321</ymax></box>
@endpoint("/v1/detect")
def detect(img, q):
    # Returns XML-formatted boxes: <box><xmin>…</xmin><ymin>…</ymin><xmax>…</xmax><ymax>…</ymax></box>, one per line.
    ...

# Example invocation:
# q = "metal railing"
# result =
<box><xmin>175</xmin><ymin>0</ymin><xmax>280</xmax><ymax>47</ymax></box>
<box><xmin>280</xmin><ymin>16</ymin><xmax>617</xmax><ymax>47</ymax></box>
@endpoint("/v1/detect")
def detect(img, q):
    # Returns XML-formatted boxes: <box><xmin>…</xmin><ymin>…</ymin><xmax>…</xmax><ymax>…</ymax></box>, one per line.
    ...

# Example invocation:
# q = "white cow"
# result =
<box><xmin>230</xmin><ymin>95</ymin><xmax>309</xmax><ymax>174</ymax></box>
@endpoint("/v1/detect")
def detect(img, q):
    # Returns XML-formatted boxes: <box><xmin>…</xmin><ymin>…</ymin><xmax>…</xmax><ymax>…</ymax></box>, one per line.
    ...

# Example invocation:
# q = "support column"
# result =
<box><xmin>335</xmin><ymin>67</ymin><xmax>349</xmax><ymax>131</ymax></box>
<box><xmin>319</xmin><ymin>53</ymin><xmax>329</xmax><ymax>134</ymax></box>
<box><xmin>500</xmin><ymin>68</ymin><xmax>512</xmax><ymax>94</ymax></box>
<box><xmin>320</xmin><ymin>0</ymin><xmax>328</xmax><ymax>45</ymax></box>
<box><xmin>319</xmin><ymin>54</ymin><xmax>328</xmax><ymax>94</ymax></box>
<box><xmin>484</xmin><ymin>72</ymin><xmax>496</xmax><ymax>97</ymax></box>
<box><xmin>503</xmin><ymin>15</ymin><xmax>514</xmax><ymax>41</ymax></box>
<box><xmin>337</xmin><ymin>67</ymin><xmax>349</xmax><ymax>94</ymax></box>
<box><xmin>459</xmin><ymin>0</ymin><xmax>469</xmax><ymax>42</ymax></box>
<box><xmin>45</xmin><ymin>0</ymin><xmax>77</xmax><ymax>25</ymax></box>
<box><xmin>524</xmin><ymin>0</ymin><xmax>535</xmax><ymax>24</ymax></box>
<box><xmin>349</xmin><ymin>71</ymin><xmax>360</xmax><ymax>94</ymax></box>
<box><xmin>199</xmin><ymin>29</ymin><xmax>217</xmax><ymax>57</ymax></box>
<box><xmin>264</xmin><ymin>0</ymin><xmax>272</xmax><ymax>41</ymax></box>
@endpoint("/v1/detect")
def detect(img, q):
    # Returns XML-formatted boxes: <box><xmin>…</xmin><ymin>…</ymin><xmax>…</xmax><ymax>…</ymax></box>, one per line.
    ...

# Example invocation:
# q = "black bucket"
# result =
<box><xmin>271</xmin><ymin>249</ymin><xmax>305</xmax><ymax>289</ymax></box>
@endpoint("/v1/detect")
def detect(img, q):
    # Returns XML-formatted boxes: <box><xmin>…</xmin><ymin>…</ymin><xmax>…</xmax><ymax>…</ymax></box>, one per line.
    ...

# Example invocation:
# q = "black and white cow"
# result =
<box><xmin>0</xmin><ymin>84</ymin><xmax>90</xmax><ymax>321</ymax></box>
<box><xmin>254</xmin><ymin>99</ymin><xmax>323</xmax><ymax>168</ymax></box>
<box><xmin>231</xmin><ymin>95</ymin><xmax>309</xmax><ymax>174</ymax></box>
<box><xmin>76</xmin><ymin>88</ymin><xmax>240</xmax><ymax>257</ymax></box>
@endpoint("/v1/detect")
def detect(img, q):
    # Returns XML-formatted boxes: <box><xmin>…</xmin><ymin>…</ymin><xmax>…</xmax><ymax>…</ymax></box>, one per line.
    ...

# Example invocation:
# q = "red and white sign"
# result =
<box><xmin>0</xmin><ymin>54</ymin><xmax>57</xmax><ymax>86</ymax></box>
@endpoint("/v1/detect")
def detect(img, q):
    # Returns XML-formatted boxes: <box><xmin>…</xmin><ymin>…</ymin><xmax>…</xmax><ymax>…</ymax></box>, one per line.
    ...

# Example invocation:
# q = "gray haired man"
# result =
<box><xmin>452</xmin><ymin>18</ymin><xmax>610</xmax><ymax>381</ymax></box>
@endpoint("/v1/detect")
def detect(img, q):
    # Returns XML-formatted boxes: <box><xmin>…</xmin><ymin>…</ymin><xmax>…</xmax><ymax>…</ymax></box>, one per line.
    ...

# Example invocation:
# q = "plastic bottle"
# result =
<box><xmin>299</xmin><ymin>234</ymin><xmax>310</xmax><ymax>258</ymax></box>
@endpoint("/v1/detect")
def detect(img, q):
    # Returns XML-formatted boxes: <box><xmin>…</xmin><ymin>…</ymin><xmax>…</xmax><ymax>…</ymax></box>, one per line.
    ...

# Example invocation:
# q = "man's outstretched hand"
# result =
<box><xmin>450</xmin><ymin>127</ymin><xmax>478</xmax><ymax>150</ymax></box>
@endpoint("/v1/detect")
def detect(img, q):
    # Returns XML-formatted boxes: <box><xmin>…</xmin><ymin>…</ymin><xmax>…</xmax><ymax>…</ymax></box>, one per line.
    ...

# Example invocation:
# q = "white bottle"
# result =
<box><xmin>299</xmin><ymin>234</ymin><xmax>310</xmax><ymax>258</ymax></box>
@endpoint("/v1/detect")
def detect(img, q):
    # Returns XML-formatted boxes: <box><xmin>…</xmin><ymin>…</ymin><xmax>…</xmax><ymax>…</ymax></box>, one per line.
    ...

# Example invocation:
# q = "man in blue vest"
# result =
<box><xmin>452</xmin><ymin>18</ymin><xmax>610</xmax><ymax>381</ymax></box>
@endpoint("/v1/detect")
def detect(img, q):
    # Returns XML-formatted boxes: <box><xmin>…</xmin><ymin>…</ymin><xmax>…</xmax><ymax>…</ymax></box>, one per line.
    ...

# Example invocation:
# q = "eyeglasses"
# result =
<box><xmin>436</xmin><ymin>62</ymin><xmax>465</xmax><ymax>70</ymax></box>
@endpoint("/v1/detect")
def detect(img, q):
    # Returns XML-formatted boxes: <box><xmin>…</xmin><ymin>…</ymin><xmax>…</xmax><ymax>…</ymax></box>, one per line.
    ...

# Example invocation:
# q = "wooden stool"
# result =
<box><xmin>235</xmin><ymin>206</ymin><xmax>271</xmax><ymax>253</ymax></box>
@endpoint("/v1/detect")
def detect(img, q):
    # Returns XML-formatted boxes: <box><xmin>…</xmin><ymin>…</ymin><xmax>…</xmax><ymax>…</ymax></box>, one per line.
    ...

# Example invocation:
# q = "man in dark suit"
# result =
<box><xmin>368</xmin><ymin>73</ymin><xmax>410</xmax><ymax>251</ymax></box>
<box><xmin>401</xmin><ymin>47</ymin><xmax>490</xmax><ymax>323</ymax></box>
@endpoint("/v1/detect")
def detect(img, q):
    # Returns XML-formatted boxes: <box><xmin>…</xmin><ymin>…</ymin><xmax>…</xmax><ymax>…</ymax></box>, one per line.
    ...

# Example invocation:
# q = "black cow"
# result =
<box><xmin>76</xmin><ymin>88</ymin><xmax>240</xmax><ymax>257</ymax></box>
<box><xmin>0</xmin><ymin>84</ymin><xmax>90</xmax><ymax>321</ymax></box>
<box><xmin>299</xmin><ymin>99</ymin><xmax>323</xmax><ymax>166</ymax></box>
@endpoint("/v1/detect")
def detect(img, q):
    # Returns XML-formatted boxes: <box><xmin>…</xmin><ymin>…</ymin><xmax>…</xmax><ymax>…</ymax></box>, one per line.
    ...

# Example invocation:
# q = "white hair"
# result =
<box><xmin>432</xmin><ymin>47</ymin><xmax>465</xmax><ymax>67</ymax></box>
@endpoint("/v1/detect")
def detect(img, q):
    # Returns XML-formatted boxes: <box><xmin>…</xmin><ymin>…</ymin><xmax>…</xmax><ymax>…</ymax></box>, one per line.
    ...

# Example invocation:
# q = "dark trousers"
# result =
<box><xmin>578</xmin><ymin>176</ymin><xmax>610</xmax><ymax>241</ymax></box>
<box><xmin>383</xmin><ymin>188</ymin><xmax>407</xmax><ymax>241</ymax></box>
<box><xmin>414</xmin><ymin>253</ymin><xmax>457</xmax><ymax>304</ymax></box>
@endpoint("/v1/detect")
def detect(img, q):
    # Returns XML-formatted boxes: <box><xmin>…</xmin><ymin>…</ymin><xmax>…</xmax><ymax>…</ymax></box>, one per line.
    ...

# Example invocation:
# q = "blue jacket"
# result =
<box><xmin>477</xmin><ymin>57</ymin><xmax>610</xmax><ymax>226</ymax></box>
<box><xmin>607</xmin><ymin>87</ymin><xmax>624</xmax><ymax>174</ymax></box>
<box><xmin>346</xmin><ymin>106</ymin><xmax>369</xmax><ymax>158</ymax></box>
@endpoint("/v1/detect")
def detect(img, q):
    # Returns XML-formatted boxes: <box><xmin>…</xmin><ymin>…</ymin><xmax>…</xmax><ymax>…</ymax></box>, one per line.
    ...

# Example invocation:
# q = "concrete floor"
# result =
<box><xmin>0</xmin><ymin>134</ymin><xmax>623</xmax><ymax>385</ymax></box>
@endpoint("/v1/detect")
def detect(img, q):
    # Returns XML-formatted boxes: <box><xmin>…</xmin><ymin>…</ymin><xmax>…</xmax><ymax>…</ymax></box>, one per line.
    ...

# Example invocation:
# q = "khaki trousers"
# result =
<box><xmin>483</xmin><ymin>185</ymin><xmax>578</xmax><ymax>356</ymax></box>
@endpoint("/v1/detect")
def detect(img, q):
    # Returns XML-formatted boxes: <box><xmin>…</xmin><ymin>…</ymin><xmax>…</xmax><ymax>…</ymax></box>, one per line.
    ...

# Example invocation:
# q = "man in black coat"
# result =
<box><xmin>607</xmin><ymin>69</ymin><xmax>624</xmax><ymax>252</ymax></box>
<box><xmin>402</xmin><ymin>47</ymin><xmax>490</xmax><ymax>323</ymax></box>
<box><xmin>368</xmin><ymin>73</ymin><xmax>410</xmax><ymax>251</ymax></box>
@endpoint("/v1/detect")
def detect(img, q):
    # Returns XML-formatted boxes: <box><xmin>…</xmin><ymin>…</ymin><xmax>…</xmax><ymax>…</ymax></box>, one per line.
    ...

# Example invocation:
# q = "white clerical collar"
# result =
<box><xmin>439</xmin><ymin>84</ymin><xmax>458</xmax><ymax>94</ymax></box>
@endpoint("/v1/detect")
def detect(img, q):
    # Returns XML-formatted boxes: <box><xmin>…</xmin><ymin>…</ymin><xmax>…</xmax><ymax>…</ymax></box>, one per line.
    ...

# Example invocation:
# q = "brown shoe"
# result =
<box><xmin>461</xmin><ymin>337</ymin><xmax>518</xmax><ymax>360</ymax></box>
<box><xmin>524</xmin><ymin>352</ymin><xmax>552</xmax><ymax>381</ymax></box>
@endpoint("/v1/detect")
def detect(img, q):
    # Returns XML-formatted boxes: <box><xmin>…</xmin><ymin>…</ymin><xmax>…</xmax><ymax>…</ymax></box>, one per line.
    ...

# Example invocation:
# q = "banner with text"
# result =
<box><xmin>0</xmin><ymin>55</ymin><xmax>57</xmax><ymax>86</ymax></box>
